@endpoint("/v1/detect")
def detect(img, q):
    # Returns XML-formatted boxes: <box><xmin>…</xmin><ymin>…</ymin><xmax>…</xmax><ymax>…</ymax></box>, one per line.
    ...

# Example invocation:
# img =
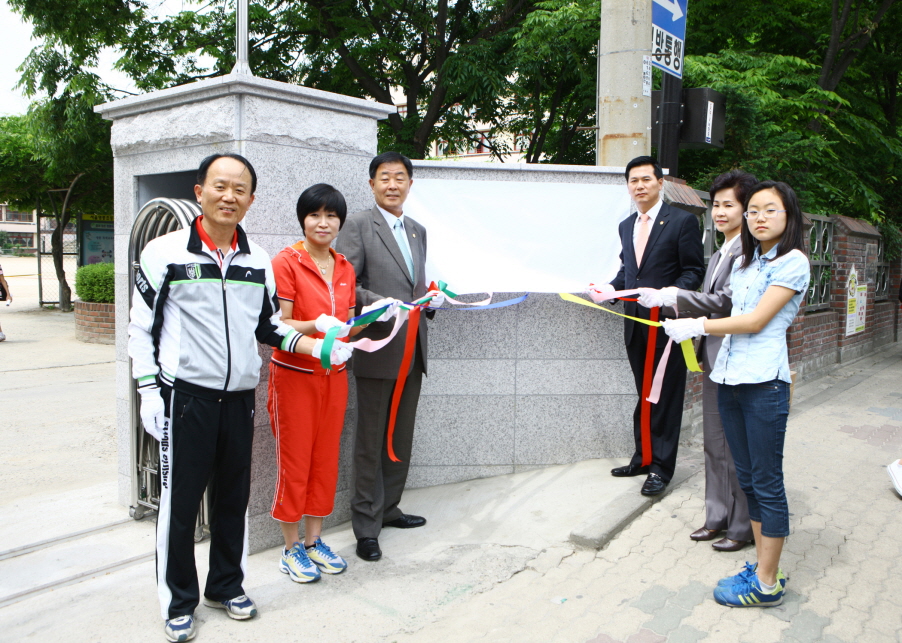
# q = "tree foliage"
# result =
<box><xmin>0</xmin><ymin>102</ymin><xmax>113</xmax><ymax>309</ymax></box>
<box><xmin>679</xmin><ymin>0</ymin><xmax>902</xmax><ymax>255</ymax></box>
<box><xmin>8</xmin><ymin>0</ymin><xmax>902</xmax><ymax>248</ymax></box>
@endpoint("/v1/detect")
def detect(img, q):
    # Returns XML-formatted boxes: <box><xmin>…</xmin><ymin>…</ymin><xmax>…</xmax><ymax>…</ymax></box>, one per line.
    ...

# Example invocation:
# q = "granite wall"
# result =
<box><xmin>99</xmin><ymin>77</ymin><xmax>694</xmax><ymax>553</ymax></box>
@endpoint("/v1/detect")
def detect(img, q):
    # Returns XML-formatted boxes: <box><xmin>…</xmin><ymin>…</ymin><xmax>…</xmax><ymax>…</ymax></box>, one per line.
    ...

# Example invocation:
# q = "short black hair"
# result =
<box><xmin>624</xmin><ymin>156</ymin><xmax>663</xmax><ymax>181</ymax></box>
<box><xmin>296</xmin><ymin>184</ymin><xmax>348</xmax><ymax>234</ymax></box>
<box><xmin>739</xmin><ymin>180</ymin><xmax>807</xmax><ymax>269</ymax></box>
<box><xmin>197</xmin><ymin>153</ymin><xmax>258</xmax><ymax>194</ymax></box>
<box><xmin>369</xmin><ymin>151</ymin><xmax>413</xmax><ymax>179</ymax></box>
<box><xmin>709</xmin><ymin>170</ymin><xmax>758</xmax><ymax>206</ymax></box>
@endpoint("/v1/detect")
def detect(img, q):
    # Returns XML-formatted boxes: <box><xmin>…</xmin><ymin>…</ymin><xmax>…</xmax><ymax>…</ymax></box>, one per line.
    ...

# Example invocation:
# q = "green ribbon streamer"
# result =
<box><xmin>319</xmin><ymin>304</ymin><xmax>393</xmax><ymax>370</ymax></box>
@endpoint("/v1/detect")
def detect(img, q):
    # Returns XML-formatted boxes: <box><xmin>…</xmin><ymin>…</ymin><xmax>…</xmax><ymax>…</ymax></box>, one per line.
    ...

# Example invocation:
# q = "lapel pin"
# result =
<box><xmin>659</xmin><ymin>221</ymin><xmax>664</xmax><ymax>225</ymax></box>
<box><xmin>412</xmin><ymin>233</ymin><xmax>416</xmax><ymax>238</ymax></box>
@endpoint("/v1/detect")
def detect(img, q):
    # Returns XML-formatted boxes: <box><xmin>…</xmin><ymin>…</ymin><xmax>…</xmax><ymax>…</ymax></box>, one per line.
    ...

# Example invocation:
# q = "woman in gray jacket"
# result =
<box><xmin>637</xmin><ymin>170</ymin><xmax>757</xmax><ymax>552</ymax></box>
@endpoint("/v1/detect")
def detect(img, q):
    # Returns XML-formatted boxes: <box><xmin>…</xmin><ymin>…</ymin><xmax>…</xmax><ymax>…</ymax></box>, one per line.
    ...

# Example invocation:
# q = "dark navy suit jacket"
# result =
<box><xmin>610</xmin><ymin>201</ymin><xmax>705</xmax><ymax>345</ymax></box>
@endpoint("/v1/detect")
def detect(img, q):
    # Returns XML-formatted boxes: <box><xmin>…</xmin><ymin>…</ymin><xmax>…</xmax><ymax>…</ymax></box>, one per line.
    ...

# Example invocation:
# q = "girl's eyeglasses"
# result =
<box><xmin>743</xmin><ymin>209</ymin><xmax>786</xmax><ymax>220</ymax></box>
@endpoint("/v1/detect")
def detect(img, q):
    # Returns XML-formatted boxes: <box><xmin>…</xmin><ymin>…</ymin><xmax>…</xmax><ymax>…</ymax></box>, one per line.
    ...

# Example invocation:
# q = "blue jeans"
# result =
<box><xmin>717</xmin><ymin>380</ymin><xmax>790</xmax><ymax>538</ymax></box>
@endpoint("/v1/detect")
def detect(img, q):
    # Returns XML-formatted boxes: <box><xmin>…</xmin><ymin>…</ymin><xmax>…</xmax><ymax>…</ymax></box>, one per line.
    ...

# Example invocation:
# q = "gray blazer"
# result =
<box><xmin>676</xmin><ymin>239</ymin><xmax>741</xmax><ymax>366</ymax></box>
<box><xmin>335</xmin><ymin>206</ymin><xmax>430</xmax><ymax>379</ymax></box>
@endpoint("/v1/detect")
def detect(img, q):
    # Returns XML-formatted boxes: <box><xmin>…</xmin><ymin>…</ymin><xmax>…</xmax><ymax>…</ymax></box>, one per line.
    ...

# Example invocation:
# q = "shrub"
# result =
<box><xmin>75</xmin><ymin>262</ymin><xmax>115</xmax><ymax>303</ymax></box>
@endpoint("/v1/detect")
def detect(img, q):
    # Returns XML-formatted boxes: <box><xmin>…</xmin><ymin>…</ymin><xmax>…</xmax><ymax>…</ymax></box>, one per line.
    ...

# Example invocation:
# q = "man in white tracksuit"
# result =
<box><xmin>128</xmin><ymin>154</ymin><xmax>351</xmax><ymax>642</ymax></box>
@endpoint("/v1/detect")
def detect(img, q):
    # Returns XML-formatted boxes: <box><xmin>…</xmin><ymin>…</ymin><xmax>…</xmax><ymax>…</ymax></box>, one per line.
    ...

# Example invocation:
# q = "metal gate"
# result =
<box><xmin>127</xmin><ymin>198</ymin><xmax>210</xmax><ymax>541</ymax></box>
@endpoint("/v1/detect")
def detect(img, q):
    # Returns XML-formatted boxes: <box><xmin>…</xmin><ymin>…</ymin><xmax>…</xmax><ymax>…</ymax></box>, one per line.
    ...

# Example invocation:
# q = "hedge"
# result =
<box><xmin>75</xmin><ymin>262</ymin><xmax>115</xmax><ymax>303</ymax></box>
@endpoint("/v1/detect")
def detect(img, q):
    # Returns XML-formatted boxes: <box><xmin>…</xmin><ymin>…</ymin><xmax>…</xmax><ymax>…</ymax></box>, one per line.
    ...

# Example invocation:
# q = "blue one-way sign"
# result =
<box><xmin>651</xmin><ymin>0</ymin><xmax>688</xmax><ymax>78</ymax></box>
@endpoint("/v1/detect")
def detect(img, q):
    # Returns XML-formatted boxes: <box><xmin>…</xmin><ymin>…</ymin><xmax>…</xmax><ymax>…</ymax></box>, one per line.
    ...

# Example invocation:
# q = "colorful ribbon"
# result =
<box><xmin>558</xmin><ymin>293</ymin><xmax>703</xmax><ymax>375</ymax></box>
<box><xmin>320</xmin><ymin>286</ymin><xmax>703</xmax><ymax>464</ymax></box>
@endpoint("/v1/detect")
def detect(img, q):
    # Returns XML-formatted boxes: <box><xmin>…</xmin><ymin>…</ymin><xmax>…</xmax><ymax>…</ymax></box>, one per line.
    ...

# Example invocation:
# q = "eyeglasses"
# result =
<box><xmin>743</xmin><ymin>209</ymin><xmax>786</xmax><ymax>219</ymax></box>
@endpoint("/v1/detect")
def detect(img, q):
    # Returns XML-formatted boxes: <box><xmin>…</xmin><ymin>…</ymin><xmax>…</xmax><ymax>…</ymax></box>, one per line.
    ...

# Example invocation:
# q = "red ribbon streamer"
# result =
<box><xmin>386</xmin><ymin>305</ymin><xmax>421</xmax><ymax>462</ymax></box>
<box><xmin>640</xmin><ymin>306</ymin><xmax>660</xmax><ymax>468</ymax></box>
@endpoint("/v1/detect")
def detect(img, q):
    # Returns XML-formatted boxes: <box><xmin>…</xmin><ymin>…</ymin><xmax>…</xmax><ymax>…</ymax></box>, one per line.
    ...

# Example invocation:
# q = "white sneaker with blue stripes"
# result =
<box><xmin>279</xmin><ymin>542</ymin><xmax>322</xmax><ymax>582</ymax></box>
<box><xmin>203</xmin><ymin>594</ymin><xmax>258</xmax><ymax>620</ymax></box>
<box><xmin>306</xmin><ymin>537</ymin><xmax>348</xmax><ymax>574</ymax></box>
<box><xmin>164</xmin><ymin>614</ymin><xmax>196</xmax><ymax>641</ymax></box>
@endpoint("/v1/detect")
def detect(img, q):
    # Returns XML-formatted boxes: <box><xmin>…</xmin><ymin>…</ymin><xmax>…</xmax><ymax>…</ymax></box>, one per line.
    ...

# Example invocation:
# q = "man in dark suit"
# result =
<box><xmin>599</xmin><ymin>156</ymin><xmax>704</xmax><ymax>496</ymax></box>
<box><xmin>335</xmin><ymin>151</ymin><xmax>441</xmax><ymax>562</ymax></box>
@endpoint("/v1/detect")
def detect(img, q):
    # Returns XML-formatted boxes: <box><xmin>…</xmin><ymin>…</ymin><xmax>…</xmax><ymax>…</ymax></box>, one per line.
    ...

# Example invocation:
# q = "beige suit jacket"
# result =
<box><xmin>335</xmin><ymin>206</ymin><xmax>429</xmax><ymax>379</ymax></box>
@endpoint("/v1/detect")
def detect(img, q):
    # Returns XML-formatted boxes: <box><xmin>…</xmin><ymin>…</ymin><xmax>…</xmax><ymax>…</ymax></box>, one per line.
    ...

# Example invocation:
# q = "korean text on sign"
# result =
<box><xmin>652</xmin><ymin>25</ymin><xmax>684</xmax><ymax>78</ymax></box>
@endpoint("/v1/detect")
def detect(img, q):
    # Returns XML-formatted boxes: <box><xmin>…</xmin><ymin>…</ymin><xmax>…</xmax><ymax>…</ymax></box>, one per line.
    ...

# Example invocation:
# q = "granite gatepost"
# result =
<box><xmin>97</xmin><ymin>74</ymin><xmax>394</xmax><ymax>553</ymax></box>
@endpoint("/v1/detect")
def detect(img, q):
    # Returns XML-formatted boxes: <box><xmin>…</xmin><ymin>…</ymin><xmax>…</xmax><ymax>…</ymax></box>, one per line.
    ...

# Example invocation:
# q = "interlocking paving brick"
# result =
<box><xmin>780</xmin><ymin>608</ymin><xmax>831</xmax><ymax>641</ymax></box>
<box><xmin>631</xmin><ymin>585</ymin><xmax>676</xmax><ymax>615</ymax></box>
<box><xmin>663</xmin><ymin>625</ymin><xmax>708</xmax><ymax>643</ymax></box>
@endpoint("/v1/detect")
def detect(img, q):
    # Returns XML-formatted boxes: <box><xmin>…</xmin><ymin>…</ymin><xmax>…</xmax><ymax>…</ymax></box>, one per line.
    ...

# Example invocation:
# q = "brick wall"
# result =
<box><xmin>75</xmin><ymin>300</ymin><xmax>116</xmax><ymax>345</ymax></box>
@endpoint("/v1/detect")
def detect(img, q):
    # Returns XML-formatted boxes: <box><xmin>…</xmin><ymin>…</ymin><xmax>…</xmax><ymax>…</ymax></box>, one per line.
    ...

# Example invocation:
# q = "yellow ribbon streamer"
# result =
<box><xmin>559</xmin><ymin>293</ymin><xmax>702</xmax><ymax>373</ymax></box>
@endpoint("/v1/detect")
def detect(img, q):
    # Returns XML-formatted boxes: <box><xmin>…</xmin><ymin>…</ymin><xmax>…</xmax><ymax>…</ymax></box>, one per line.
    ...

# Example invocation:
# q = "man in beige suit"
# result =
<box><xmin>637</xmin><ymin>170</ymin><xmax>757</xmax><ymax>552</ymax></box>
<box><xmin>335</xmin><ymin>152</ymin><xmax>442</xmax><ymax>562</ymax></box>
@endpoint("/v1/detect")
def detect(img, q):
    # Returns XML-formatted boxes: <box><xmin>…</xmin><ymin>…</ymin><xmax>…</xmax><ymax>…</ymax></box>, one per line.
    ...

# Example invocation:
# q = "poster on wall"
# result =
<box><xmin>845</xmin><ymin>266</ymin><xmax>868</xmax><ymax>336</ymax></box>
<box><xmin>81</xmin><ymin>214</ymin><xmax>114</xmax><ymax>265</ymax></box>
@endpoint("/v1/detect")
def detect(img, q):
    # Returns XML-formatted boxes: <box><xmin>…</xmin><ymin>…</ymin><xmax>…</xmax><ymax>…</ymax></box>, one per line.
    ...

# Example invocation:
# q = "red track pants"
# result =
<box><xmin>268</xmin><ymin>362</ymin><xmax>348</xmax><ymax>522</ymax></box>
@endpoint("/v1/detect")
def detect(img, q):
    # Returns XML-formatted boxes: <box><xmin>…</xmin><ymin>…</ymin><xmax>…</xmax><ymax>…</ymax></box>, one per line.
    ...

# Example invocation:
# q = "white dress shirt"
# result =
<box><xmin>712</xmin><ymin>234</ymin><xmax>741</xmax><ymax>281</ymax></box>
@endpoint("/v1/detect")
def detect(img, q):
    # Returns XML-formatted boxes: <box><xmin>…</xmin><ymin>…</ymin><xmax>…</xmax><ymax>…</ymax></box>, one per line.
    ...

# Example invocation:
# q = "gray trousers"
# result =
<box><xmin>351</xmin><ymin>350</ymin><xmax>424</xmax><ymax>539</ymax></box>
<box><xmin>702</xmin><ymin>351</ymin><xmax>753</xmax><ymax>541</ymax></box>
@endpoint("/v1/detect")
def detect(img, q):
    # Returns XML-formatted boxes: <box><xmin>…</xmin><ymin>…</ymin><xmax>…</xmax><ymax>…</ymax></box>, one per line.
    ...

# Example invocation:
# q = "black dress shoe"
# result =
<box><xmin>690</xmin><ymin>527</ymin><xmax>721</xmax><ymax>541</ymax></box>
<box><xmin>640</xmin><ymin>473</ymin><xmax>667</xmax><ymax>496</ymax></box>
<box><xmin>711</xmin><ymin>537</ymin><xmax>750</xmax><ymax>552</ymax></box>
<box><xmin>611</xmin><ymin>464</ymin><xmax>650</xmax><ymax>477</ymax></box>
<box><xmin>382</xmin><ymin>513</ymin><xmax>427</xmax><ymax>529</ymax></box>
<box><xmin>356</xmin><ymin>537</ymin><xmax>382</xmax><ymax>561</ymax></box>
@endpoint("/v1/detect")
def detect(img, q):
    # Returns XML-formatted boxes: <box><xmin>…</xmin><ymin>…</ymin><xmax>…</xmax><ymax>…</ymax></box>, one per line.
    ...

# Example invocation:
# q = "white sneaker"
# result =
<box><xmin>278</xmin><ymin>542</ymin><xmax>321</xmax><ymax>583</ymax></box>
<box><xmin>888</xmin><ymin>460</ymin><xmax>902</xmax><ymax>497</ymax></box>
<box><xmin>203</xmin><ymin>594</ymin><xmax>257</xmax><ymax>620</ymax></box>
<box><xmin>164</xmin><ymin>614</ymin><xmax>196</xmax><ymax>641</ymax></box>
<box><xmin>306</xmin><ymin>537</ymin><xmax>348</xmax><ymax>574</ymax></box>
<box><xmin>0</xmin><ymin>332</ymin><xmax>6</xmax><ymax>342</ymax></box>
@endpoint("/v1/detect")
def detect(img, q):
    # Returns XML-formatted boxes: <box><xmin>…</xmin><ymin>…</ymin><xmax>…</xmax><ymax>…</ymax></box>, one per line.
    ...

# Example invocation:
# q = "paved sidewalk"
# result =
<box><xmin>396</xmin><ymin>348</ymin><xmax>902</xmax><ymax>643</ymax></box>
<box><xmin>1</xmin><ymin>268</ymin><xmax>901</xmax><ymax>642</ymax></box>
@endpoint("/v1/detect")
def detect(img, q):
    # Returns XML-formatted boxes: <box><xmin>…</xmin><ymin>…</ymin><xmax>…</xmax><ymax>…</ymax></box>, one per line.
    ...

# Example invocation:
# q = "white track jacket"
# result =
<box><xmin>128</xmin><ymin>219</ymin><xmax>302</xmax><ymax>395</ymax></box>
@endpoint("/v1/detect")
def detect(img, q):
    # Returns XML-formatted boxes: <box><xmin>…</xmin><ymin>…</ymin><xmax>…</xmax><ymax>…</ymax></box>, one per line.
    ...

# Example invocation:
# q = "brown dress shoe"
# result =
<box><xmin>689</xmin><ymin>527</ymin><xmax>721</xmax><ymax>541</ymax></box>
<box><xmin>711</xmin><ymin>537</ymin><xmax>749</xmax><ymax>552</ymax></box>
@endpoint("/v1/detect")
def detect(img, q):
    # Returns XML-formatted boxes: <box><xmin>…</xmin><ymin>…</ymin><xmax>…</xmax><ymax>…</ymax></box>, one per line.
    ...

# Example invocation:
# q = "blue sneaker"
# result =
<box><xmin>306</xmin><ymin>537</ymin><xmax>347</xmax><ymax>574</ymax></box>
<box><xmin>714</xmin><ymin>572</ymin><xmax>784</xmax><ymax>607</ymax></box>
<box><xmin>203</xmin><ymin>594</ymin><xmax>258</xmax><ymax>620</ymax></box>
<box><xmin>164</xmin><ymin>614</ymin><xmax>196</xmax><ymax>641</ymax></box>
<box><xmin>279</xmin><ymin>542</ymin><xmax>321</xmax><ymax>583</ymax></box>
<box><xmin>717</xmin><ymin>562</ymin><xmax>786</xmax><ymax>589</ymax></box>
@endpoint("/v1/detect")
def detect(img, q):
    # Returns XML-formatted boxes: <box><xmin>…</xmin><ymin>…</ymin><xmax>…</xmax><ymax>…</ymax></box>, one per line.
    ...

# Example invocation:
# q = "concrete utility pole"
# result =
<box><xmin>595</xmin><ymin>0</ymin><xmax>652</xmax><ymax>167</ymax></box>
<box><xmin>232</xmin><ymin>0</ymin><xmax>253</xmax><ymax>76</ymax></box>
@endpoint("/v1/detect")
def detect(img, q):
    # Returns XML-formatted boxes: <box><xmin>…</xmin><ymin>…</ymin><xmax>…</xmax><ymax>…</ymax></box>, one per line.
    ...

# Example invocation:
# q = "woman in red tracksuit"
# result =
<box><xmin>268</xmin><ymin>183</ymin><xmax>360</xmax><ymax>583</ymax></box>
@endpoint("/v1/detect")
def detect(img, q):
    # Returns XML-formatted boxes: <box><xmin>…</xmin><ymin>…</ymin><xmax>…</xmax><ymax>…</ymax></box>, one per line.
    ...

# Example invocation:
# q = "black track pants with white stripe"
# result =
<box><xmin>156</xmin><ymin>384</ymin><xmax>255</xmax><ymax>620</ymax></box>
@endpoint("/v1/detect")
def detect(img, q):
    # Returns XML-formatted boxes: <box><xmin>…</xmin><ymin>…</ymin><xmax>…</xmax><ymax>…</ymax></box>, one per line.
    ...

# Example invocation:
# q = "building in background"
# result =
<box><xmin>0</xmin><ymin>204</ymin><xmax>37</xmax><ymax>254</ymax></box>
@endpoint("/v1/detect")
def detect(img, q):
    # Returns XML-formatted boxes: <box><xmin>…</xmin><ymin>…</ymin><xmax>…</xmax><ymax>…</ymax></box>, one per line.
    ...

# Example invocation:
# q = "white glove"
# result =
<box><xmin>361</xmin><ymin>298</ymin><xmax>400</xmax><ymax>322</ymax></box>
<box><xmin>138</xmin><ymin>386</ymin><xmax>168</xmax><ymax>442</ymax></box>
<box><xmin>587</xmin><ymin>283</ymin><xmax>615</xmax><ymax>304</ymax></box>
<box><xmin>661</xmin><ymin>317</ymin><xmax>708</xmax><ymax>343</ymax></box>
<box><xmin>312</xmin><ymin>338</ymin><xmax>355</xmax><ymax>367</ymax></box>
<box><xmin>637</xmin><ymin>287</ymin><xmax>678</xmax><ymax>308</ymax></box>
<box><xmin>426</xmin><ymin>290</ymin><xmax>445</xmax><ymax>309</ymax></box>
<box><xmin>660</xmin><ymin>287</ymin><xmax>678</xmax><ymax>307</ymax></box>
<box><xmin>314</xmin><ymin>313</ymin><xmax>350</xmax><ymax>338</ymax></box>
